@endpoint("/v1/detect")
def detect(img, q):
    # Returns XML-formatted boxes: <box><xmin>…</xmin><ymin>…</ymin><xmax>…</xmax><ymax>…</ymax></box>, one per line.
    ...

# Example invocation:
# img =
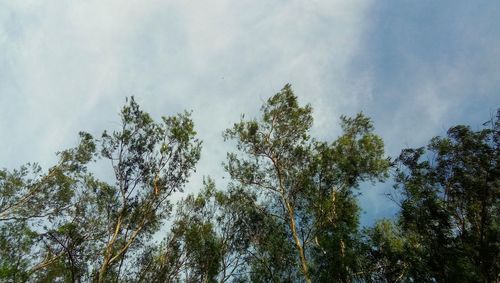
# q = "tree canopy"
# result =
<box><xmin>0</xmin><ymin>87</ymin><xmax>498</xmax><ymax>282</ymax></box>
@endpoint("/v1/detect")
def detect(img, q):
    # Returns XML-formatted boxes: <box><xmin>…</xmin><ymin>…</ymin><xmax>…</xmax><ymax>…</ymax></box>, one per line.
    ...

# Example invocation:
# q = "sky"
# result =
<box><xmin>1</xmin><ymin>0</ymin><xmax>499</xmax><ymax>226</ymax></box>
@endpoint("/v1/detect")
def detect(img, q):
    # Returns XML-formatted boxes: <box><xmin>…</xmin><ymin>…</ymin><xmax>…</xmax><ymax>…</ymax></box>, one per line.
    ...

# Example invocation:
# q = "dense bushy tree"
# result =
<box><xmin>368</xmin><ymin>110</ymin><xmax>500</xmax><ymax>282</ymax></box>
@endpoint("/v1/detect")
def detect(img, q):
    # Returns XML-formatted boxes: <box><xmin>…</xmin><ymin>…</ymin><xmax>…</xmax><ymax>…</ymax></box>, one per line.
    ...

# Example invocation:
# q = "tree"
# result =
<box><xmin>308</xmin><ymin>114</ymin><xmax>390</xmax><ymax>282</ymax></box>
<box><xmin>224</xmin><ymin>84</ymin><xmax>390</xmax><ymax>282</ymax></box>
<box><xmin>0</xmin><ymin>97</ymin><xmax>201</xmax><ymax>282</ymax></box>
<box><xmin>0</xmin><ymin>132</ymin><xmax>96</xmax><ymax>281</ymax></box>
<box><xmin>224</xmin><ymin>84</ymin><xmax>314</xmax><ymax>282</ymax></box>
<box><xmin>388</xmin><ymin>109</ymin><xmax>500</xmax><ymax>282</ymax></box>
<box><xmin>92</xmin><ymin>97</ymin><xmax>201</xmax><ymax>282</ymax></box>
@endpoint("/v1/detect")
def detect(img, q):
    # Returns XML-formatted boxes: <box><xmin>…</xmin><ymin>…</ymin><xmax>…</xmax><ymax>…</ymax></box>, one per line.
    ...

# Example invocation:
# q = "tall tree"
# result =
<box><xmin>224</xmin><ymin>85</ymin><xmax>315</xmax><ymax>282</ymax></box>
<box><xmin>224</xmin><ymin>84</ymin><xmax>390</xmax><ymax>282</ymax></box>
<box><xmin>92</xmin><ymin>97</ymin><xmax>201</xmax><ymax>282</ymax></box>
<box><xmin>0</xmin><ymin>97</ymin><xmax>201</xmax><ymax>282</ymax></box>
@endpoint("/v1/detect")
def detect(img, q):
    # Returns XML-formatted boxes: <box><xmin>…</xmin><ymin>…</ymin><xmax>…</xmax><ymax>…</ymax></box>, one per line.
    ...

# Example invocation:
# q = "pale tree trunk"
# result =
<box><xmin>284</xmin><ymin>199</ymin><xmax>312</xmax><ymax>283</ymax></box>
<box><xmin>272</xmin><ymin>154</ymin><xmax>312</xmax><ymax>283</ymax></box>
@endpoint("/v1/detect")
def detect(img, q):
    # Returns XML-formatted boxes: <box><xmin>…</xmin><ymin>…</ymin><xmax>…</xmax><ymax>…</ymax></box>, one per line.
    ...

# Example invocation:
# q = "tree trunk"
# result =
<box><xmin>284</xmin><ymin>199</ymin><xmax>312</xmax><ymax>283</ymax></box>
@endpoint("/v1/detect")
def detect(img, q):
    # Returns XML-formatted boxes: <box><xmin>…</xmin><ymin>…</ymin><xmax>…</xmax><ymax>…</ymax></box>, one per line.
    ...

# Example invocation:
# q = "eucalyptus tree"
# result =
<box><xmin>0</xmin><ymin>97</ymin><xmax>201</xmax><ymax>282</ymax></box>
<box><xmin>92</xmin><ymin>97</ymin><xmax>201</xmax><ymax>282</ymax></box>
<box><xmin>224</xmin><ymin>85</ymin><xmax>315</xmax><ymax>282</ymax></box>
<box><xmin>224</xmin><ymin>84</ymin><xmax>390</xmax><ymax>282</ymax></box>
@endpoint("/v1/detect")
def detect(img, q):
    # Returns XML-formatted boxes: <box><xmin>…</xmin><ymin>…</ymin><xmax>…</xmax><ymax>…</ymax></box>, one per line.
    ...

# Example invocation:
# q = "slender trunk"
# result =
<box><xmin>284</xmin><ymin>199</ymin><xmax>312</xmax><ymax>283</ymax></box>
<box><xmin>95</xmin><ymin>215</ymin><xmax>123</xmax><ymax>283</ymax></box>
<box><xmin>271</xmin><ymin>153</ymin><xmax>312</xmax><ymax>283</ymax></box>
<box><xmin>96</xmin><ymin>263</ymin><xmax>109</xmax><ymax>283</ymax></box>
<box><xmin>115</xmin><ymin>228</ymin><xmax>129</xmax><ymax>283</ymax></box>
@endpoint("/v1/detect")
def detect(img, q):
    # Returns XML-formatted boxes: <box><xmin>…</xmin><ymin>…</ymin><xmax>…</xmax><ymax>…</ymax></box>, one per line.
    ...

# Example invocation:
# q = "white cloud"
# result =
<box><xmin>0</xmin><ymin>0</ymin><xmax>373</xmax><ymax>186</ymax></box>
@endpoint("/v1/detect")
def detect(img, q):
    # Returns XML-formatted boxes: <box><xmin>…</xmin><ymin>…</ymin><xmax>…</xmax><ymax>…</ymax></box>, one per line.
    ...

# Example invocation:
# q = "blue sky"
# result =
<box><xmin>1</xmin><ymin>1</ymin><xmax>499</xmax><ymax>226</ymax></box>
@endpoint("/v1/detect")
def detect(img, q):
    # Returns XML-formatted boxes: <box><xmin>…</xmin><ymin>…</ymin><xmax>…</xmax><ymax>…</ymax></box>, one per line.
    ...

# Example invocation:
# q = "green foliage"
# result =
<box><xmin>249</xmin><ymin>217</ymin><xmax>298</xmax><ymax>283</ymax></box>
<box><xmin>0</xmin><ymin>96</ymin><xmax>201</xmax><ymax>282</ymax></box>
<box><xmin>224</xmin><ymin>84</ymin><xmax>390</xmax><ymax>282</ymax></box>
<box><xmin>0</xmin><ymin>133</ymin><xmax>97</xmax><ymax>282</ymax></box>
<box><xmin>385</xmin><ymin>109</ymin><xmax>500</xmax><ymax>282</ymax></box>
<box><xmin>362</xmin><ymin>219</ymin><xmax>408</xmax><ymax>282</ymax></box>
<box><xmin>307</xmin><ymin>113</ymin><xmax>390</xmax><ymax>282</ymax></box>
